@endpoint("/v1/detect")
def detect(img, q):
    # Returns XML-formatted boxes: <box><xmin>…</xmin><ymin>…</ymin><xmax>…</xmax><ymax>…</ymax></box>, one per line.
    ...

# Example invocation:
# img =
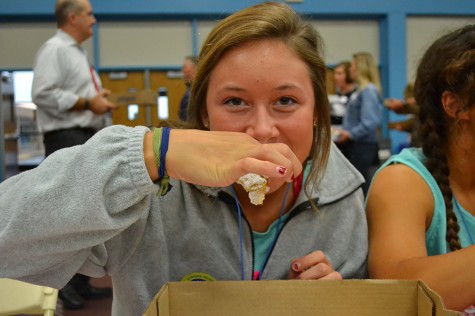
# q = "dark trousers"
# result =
<box><xmin>43</xmin><ymin>127</ymin><xmax>96</xmax><ymax>157</ymax></box>
<box><xmin>339</xmin><ymin>140</ymin><xmax>379</xmax><ymax>196</ymax></box>
<box><xmin>43</xmin><ymin>127</ymin><xmax>96</xmax><ymax>297</ymax></box>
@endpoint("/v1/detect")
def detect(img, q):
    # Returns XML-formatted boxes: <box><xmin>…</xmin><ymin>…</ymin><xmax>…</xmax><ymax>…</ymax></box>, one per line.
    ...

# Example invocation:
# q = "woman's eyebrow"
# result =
<box><xmin>274</xmin><ymin>83</ymin><xmax>300</xmax><ymax>91</ymax></box>
<box><xmin>219</xmin><ymin>85</ymin><xmax>247</xmax><ymax>93</ymax></box>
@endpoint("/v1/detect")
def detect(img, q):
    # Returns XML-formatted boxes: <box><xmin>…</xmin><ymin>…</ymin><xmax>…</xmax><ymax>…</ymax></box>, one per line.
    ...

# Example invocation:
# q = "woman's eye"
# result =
<box><xmin>224</xmin><ymin>98</ymin><xmax>245</xmax><ymax>106</ymax></box>
<box><xmin>277</xmin><ymin>97</ymin><xmax>296</xmax><ymax>106</ymax></box>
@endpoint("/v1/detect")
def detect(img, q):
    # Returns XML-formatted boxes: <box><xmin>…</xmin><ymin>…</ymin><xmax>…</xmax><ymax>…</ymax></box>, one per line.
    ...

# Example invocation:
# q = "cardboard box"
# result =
<box><xmin>143</xmin><ymin>280</ymin><xmax>459</xmax><ymax>316</ymax></box>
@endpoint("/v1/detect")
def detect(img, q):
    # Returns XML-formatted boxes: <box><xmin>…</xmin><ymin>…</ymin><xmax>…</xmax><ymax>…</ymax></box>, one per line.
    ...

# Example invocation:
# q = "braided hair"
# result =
<box><xmin>414</xmin><ymin>24</ymin><xmax>475</xmax><ymax>251</ymax></box>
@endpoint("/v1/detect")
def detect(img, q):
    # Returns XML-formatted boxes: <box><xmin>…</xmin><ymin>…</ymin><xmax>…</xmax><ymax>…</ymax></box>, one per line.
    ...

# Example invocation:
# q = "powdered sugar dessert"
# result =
<box><xmin>236</xmin><ymin>173</ymin><xmax>269</xmax><ymax>205</ymax></box>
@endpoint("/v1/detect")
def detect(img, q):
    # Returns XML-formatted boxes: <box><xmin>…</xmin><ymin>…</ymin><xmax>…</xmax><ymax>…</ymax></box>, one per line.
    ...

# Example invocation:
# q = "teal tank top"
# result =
<box><xmin>375</xmin><ymin>148</ymin><xmax>475</xmax><ymax>255</ymax></box>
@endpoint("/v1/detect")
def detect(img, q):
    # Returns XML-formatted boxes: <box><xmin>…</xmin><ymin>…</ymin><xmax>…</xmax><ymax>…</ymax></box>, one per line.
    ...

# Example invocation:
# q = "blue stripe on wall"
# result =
<box><xmin>1</xmin><ymin>0</ymin><xmax>475</xmax><ymax>17</ymax></box>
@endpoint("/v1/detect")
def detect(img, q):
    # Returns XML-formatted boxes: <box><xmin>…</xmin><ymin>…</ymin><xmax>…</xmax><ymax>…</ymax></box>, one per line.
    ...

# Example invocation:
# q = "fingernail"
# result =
<box><xmin>277</xmin><ymin>166</ymin><xmax>287</xmax><ymax>175</ymax></box>
<box><xmin>292</xmin><ymin>262</ymin><xmax>301</xmax><ymax>272</ymax></box>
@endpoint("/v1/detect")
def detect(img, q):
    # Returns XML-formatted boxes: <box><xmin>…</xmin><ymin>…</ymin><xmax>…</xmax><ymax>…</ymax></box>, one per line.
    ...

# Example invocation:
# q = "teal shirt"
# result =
<box><xmin>375</xmin><ymin>148</ymin><xmax>475</xmax><ymax>255</ymax></box>
<box><xmin>253</xmin><ymin>213</ymin><xmax>291</xmax><ymax>274</ymax></box>
<box><xmin>253</xmin><ymin>164</ymin><xmax>311</xmax><ymax>274</ymax></box>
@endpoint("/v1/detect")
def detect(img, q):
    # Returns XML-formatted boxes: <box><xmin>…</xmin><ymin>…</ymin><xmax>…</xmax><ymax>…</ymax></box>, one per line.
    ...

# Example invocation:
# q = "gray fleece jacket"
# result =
<box><xmin>0</xmin><ymin>125</ymin><xmax>367</xmax><ymax>315</ymax></box>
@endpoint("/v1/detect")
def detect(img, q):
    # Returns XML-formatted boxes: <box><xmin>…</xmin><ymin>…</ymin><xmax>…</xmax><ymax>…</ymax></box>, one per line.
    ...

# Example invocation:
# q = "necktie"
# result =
<box><xmin>89</xmin><ymin>66</ymin><xmax>101</xmax><ymax>93</ymax></box>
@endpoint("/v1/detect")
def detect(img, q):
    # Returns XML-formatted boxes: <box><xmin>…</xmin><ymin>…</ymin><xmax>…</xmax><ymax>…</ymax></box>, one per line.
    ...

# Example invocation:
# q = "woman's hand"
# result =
<box><xmin>288</xmin><ymin>250</ymin><xmax>342</xmax><ymax>280</ymax></box>
<box><xmin>335</xmin><ymin>129</ymin><xmax>350</xmax><ymax>144</ymax></box>
<box><xmin>384</xmin><ymin>98</ymin><xmax>405</xmax><ymax>112</ymax></box>
<box><xmin>144</xmin><ymin>129</ymin><xmax>302</xmax><ymax>187</ymax></box>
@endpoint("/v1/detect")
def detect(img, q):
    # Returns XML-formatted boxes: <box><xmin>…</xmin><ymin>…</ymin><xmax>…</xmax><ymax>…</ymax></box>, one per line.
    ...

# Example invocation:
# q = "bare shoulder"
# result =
<box><xmin>367</xmin><ymin>163</ymin><xmax>434</xmax><ymax>225</ymax></box>
<box><xmin>369</xmin><ymin>163</ymin><xmax>430</xmax><ymax>196</ymax></box>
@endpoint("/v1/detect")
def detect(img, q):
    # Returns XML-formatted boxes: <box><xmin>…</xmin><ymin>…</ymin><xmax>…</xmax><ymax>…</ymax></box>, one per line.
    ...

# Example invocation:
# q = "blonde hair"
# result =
<box><xmin>353</xmin><ymin>52</ymin><xmax>381</xmax><ymax>94</ymax></box>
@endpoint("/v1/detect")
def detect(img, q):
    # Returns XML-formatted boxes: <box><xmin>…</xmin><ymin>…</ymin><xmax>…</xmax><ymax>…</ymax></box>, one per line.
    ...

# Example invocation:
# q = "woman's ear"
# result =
<box><xmin>441</xmin><ymin>91</ymin><xmax>469</xmax><ymax>121</ymax></box>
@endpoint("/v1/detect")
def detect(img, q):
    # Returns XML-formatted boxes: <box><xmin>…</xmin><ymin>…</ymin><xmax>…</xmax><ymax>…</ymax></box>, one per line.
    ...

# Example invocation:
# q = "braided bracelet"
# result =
<box><xmin>152</xmin><ymin>127</ymin><xmax>173</xmax><ymax>196</ymax></box>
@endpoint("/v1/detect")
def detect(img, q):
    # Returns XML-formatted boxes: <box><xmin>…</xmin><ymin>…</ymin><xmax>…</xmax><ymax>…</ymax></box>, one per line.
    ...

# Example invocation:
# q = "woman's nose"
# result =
<box><xmin>245</xmin><ymin>108</ymin><xmax>278</xmax><ymax>143</ymax></box>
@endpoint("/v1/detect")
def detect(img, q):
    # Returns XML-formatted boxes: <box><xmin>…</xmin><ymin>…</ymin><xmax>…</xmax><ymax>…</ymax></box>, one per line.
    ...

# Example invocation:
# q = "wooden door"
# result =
<box><xmin>100</xmin><ymin>71</ymin><xmax>186</xmax><ymax>127</ymax></box>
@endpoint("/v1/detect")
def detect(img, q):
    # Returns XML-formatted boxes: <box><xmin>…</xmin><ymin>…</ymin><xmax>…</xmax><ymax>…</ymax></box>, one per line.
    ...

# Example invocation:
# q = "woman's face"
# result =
<box><xmin>206</xmin><ymin>39</ymin><xmax>315</xmax><ymax>190</ymax></box>
<box><xmin>334</xmin><ymin>65</ymin><xmax>348</xmax><ymax>91</ymax></box>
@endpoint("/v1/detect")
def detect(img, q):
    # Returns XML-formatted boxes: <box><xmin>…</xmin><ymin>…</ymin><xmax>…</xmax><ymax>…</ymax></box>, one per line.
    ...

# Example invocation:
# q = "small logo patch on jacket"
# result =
<box><xmin>181</xmin><ymin>272</ymin><xmax>216</xmax><ymax>282</ymax></box>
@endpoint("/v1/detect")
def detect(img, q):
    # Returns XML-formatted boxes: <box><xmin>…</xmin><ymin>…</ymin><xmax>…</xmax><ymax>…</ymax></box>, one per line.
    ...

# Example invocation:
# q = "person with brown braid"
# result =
<box><xmin>366</xmin><ymin>24</ymin><xmax>475</xmax><ymax>312</ymax></box>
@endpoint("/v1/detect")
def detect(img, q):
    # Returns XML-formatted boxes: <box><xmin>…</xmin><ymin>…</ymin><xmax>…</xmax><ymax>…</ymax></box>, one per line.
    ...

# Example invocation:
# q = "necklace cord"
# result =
<box><xmin>230</xmin><ymin>182</ymin><xmax>292</xmax><ymax>280</ymax></box>
<box><xmin>230</xmin><ymin>185</ymin><xmax>246</xmax><ymax>280</ymax></box>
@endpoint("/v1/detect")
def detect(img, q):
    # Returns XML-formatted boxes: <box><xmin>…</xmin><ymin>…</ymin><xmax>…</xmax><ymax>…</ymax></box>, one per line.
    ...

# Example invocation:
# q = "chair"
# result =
<box><xmin>0</xmin><ymin>278</ymin><xmax>58</xmax><ymax>316</ymax></box>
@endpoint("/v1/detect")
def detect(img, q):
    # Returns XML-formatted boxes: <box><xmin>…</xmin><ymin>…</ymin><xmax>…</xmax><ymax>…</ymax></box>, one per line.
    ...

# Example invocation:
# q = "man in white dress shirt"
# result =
<box><xmin>31</xmin><ymin>0</ymin><xmax>115</xmax><ymax>309</ymax></box>
<box><xmin>32</xmin><ymin>0</ymin><xmax>116</xmax><ymax>156</ymax></box>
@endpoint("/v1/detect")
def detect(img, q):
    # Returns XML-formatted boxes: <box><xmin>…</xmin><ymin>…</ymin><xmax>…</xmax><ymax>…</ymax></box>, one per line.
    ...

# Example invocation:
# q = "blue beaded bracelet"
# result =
<box><xmin>153</xmin><ymin>127</ymin><xmax>173</xmax><ymax>196</ymax></box>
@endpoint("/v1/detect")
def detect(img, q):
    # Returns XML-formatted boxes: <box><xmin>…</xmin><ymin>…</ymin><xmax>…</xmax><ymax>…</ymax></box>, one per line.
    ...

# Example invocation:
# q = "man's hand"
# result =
<box><xmin>89</xmin><ymin>94</ymin><xmax>116</xmax><ymax>114</ymax></box>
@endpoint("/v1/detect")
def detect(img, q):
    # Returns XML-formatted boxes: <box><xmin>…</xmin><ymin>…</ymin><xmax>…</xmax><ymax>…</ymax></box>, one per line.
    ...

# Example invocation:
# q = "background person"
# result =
<box><xmin>31</xmin><ymin>0</ymin><xmax>115</xmax><ymax>309</ymax></box>
<box><xmin>178</xmin><ymin>55</ymin><xmax>197</xmax><ymax>121</ymax></box>
<box><xmin>1</xmin><ymin>3</ymin><xmax>367</xmax><ymax>315</ymax></box>
<box><xmin>329</xmin><ymin>60</ymin><xmax>356</xmax><ymax>126</ymax></box>
<box><xmin>366</xmin><ymin>24</ymin><xmax>475</xmax><ymax>312</ymax></box>
<box><xmin>32</xmin><ymin>0</ymin><xmax>116</xmax><ymax>157</ymax></box>
<box><xmin>335</xmin><ymin>52</ymin><xmax>383</xmax><ymax>195</ymax></box>
<box><xmin>385</xmin><ymin>82</ymin><xmax>421</xmax><ymax>149</ymax></box>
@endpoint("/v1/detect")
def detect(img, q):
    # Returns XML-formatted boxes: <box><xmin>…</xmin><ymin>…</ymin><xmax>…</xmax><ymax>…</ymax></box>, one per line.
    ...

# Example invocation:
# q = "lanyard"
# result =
<box><xmin>230</xmin><ymin>182</ymin><xmax>291</xmax><ymax>280</ymax></box>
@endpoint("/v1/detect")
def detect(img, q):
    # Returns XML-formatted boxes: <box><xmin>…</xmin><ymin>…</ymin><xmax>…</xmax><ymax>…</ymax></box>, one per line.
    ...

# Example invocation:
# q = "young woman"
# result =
<box><xmin>367</xmin><ymin>24</ymin><xmax>475</xmax><ymax>312</ymax></box>
<box><xmin>330</xmin><ymin>60</ymin><xmax>356</xmax><ymax>126</ymax></box>
<box><xmin>0</xmin><ymin>3</ymin><xmax>367</xmax><ymax>315</ymax></box>
<box><xmin>336</xmin><ymin>52</ymin><xmax>382</xmax><ymax>195</ymax></box>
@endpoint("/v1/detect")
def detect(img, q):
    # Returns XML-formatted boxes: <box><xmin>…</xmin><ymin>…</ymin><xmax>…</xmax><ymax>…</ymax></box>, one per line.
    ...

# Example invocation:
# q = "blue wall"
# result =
<box><xmin>1</xmin><ymin>0</ymin><xmax>474</xmax><ymax>153</ymax></box>
<box><xmin>1</xmin><ymin>0</ymin><xmax>475</xmax><ymax>17</ymax></box>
